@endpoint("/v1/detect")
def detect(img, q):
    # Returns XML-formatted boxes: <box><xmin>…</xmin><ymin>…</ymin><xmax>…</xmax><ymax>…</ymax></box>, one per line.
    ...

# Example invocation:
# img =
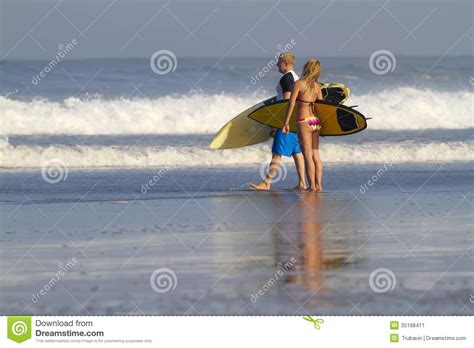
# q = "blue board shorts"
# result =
<box><xmin>272</xmin><ymin>129</ymin><xmax>301</xmax><ymax>157</ymax></box>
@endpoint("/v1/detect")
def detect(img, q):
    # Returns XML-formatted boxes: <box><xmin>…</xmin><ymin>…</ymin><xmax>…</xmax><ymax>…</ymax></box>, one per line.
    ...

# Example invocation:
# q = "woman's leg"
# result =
<box><xmin>312</xmin><ymin>131</ymin><xmax>323</xmax><ymax>192</ymax></box>
<box><xmin>297</xmin><ymin>123</ymin><xmax>316</xmax><ymax>190</ymax></box>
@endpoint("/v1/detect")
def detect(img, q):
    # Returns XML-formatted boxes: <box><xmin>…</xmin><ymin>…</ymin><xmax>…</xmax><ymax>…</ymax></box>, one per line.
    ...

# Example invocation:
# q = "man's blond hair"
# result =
<box><xmin>278</xmin><ymin>52</ymin><xmax>295</xmax><ymax>66</ymax></box>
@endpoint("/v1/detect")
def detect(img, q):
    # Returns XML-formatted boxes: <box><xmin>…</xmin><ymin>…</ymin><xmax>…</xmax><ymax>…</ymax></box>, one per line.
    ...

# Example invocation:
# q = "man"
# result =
<box><xmin>249</xmin><ymin>52</ymin><xmax>306</xmax><ymax>191</ymax></box>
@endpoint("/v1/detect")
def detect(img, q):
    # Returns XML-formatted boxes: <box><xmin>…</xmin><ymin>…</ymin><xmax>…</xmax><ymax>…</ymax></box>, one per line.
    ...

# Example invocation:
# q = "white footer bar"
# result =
<box><xmin>1</xmin><ymin>316</ymin><xmax>472</xmax><ymax>347</ymax></box>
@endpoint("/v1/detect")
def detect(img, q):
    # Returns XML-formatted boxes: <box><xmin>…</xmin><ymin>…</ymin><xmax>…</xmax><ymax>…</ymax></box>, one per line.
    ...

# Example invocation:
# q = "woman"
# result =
<box><xmin>282</xmin><ymin>59</ymin><xmax>323</xmax><ymax>192</ymax></box>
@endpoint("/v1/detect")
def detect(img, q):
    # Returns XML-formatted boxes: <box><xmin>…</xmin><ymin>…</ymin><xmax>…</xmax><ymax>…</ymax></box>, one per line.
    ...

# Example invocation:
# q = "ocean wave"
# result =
<box><xmin>352</xmin><ymin>88</ymin><xmax>473</xmax><ymax>130</ymax></box>
<box><xmin>0</xmin><ymin>87</ymin><xmax>472</xmax><ymax>136</ymax></box>
<box><xmin>1</xmin><ymin>141</ymin><xmax>472</xmax><ymax>169</ymax></box>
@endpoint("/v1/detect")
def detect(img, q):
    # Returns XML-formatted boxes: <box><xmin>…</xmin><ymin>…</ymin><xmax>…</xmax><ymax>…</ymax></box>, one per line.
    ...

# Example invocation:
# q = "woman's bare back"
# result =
<box><xmin>295</xmin><ymin>80</ymin><xmax>322</xmax><ymax>117</ymax></box>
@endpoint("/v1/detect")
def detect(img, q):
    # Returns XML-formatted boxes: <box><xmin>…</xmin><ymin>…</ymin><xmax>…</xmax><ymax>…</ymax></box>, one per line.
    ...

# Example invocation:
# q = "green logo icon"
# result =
<box><xmin>7</xmin><ymin>316</ymin><xmax>32</xmax><ymax>343</ymax></box>
<box><xmin>390</xmin><ymin>321</ymin><xmax>399</xmax><ymax>330</ymax></box>
<box><xmin>390</xmin><ymin>333</ymin><xmax>399</xmax><ymax>343</ymax></box>
<box><xmin>302</xmin><ymin>315</ymin><xmax>324</xmax><ymax>330</ymax></box>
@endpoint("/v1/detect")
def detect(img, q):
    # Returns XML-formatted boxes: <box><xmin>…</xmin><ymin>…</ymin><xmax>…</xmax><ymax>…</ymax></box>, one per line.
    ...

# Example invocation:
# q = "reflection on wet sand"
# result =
<box><xmin>1</xmin><ymin>188</ymin><xmax>472</xmax><ymax>315</ymax></box>
<box><xmin>277</xmin><ymin>192</ymin><xmax>354</xmax><ymax>297</ymax></box>
<box><xmin>286</xmin><ymin>192</ymin><xmax>325</xmax><ymax>293</ymax></box>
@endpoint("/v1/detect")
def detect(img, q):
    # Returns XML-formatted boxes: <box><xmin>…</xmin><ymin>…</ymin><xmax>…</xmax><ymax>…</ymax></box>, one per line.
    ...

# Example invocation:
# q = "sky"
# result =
<box><xmin>1</xmin><ymin>0</ymin><xmax>473</xmax><ymax>60</ymax></box>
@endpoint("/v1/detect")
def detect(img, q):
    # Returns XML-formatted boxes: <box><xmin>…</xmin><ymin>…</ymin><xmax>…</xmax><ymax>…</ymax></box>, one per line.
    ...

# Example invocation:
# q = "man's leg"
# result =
<box><xmin>292</xmin><ymin>153</ymin><xmax>307</xmax><ymax>190</ymax></box>
<box><xmin>249</xmin><ymin>154</ymin><xmax>282</xmax><ymax>191</ymax></box>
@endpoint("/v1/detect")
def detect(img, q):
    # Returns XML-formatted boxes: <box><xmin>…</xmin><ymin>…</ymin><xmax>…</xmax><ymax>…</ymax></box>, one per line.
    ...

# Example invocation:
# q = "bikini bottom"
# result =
<box><xmin>296</xmin><ymin>116</ymin><xmax>321</xmax><ymax>131</ymax></box>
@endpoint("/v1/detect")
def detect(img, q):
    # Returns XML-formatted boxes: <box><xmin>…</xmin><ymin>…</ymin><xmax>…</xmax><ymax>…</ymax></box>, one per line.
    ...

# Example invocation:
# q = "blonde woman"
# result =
<box><xmin>282</xmin><ymin>60</ymin><xmax>323</xmax><ymax>192</ymax></box>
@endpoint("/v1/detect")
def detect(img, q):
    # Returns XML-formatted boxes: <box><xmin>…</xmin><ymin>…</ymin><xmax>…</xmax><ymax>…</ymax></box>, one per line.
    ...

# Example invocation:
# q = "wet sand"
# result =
<box><xmin>1</xmin><ymin>189</ymin><xmax>472</xmax><ymax>315</ymax></box>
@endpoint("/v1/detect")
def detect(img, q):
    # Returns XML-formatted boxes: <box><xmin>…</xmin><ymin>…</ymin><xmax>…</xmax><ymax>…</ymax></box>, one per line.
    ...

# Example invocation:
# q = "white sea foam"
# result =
<box><xmin>0</xmin><ymin>93</ymin><xmax>263</xmax><ymax>136</ymax></box>
<box><xmin>1</xmin><ymin>141</ymin><xmax>472</xmax><ymax>169</ymax></box>
<box><xmin>1</xmin><ymin>88</ymin><xmax>472</xmax><ymax>136</ymax></box>
<box><xmin>352</xmin><ymin>88</ymin><xmax>474</xmax><ymax>130</ymax></box>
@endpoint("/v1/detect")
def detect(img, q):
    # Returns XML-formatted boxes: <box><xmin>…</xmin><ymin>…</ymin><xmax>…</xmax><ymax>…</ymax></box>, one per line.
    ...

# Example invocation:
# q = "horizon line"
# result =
<box><xmin>2</xmin><ymin>54</ymin><xmax>472</xmax><ymax>62</ymax></box>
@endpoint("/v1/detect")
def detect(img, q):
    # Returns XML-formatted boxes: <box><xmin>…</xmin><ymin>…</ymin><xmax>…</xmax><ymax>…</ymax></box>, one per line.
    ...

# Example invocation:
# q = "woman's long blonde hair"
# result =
<box><xmin>300</xmin><ymin>59</ymin><xmax>321</xmax><ymax>94</ymax></box>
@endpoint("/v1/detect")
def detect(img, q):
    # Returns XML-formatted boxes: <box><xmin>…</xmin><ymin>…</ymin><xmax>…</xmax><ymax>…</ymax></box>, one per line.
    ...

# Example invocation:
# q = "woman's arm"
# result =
<box><xmin>282</xmin><ymin>81</ymin><xmax>300</xmax><ymax>134</ymax></box>
<box><xmin>317</xmin><ymin>84</ymin><xmax>323</xmax><ymax>100</ymax></box>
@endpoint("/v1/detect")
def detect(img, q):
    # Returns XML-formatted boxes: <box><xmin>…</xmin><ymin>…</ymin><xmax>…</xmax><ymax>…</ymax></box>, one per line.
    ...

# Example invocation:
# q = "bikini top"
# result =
<box><xmin>296</xmin><ymin>97</ymin><xmax>318</xmax><ymax>116</ymax></box>
<box><xmin>296</xmin><ymin>98</ymin><xmax>316</xmax><ymax>104</ymax></box>
<box><xmin>296</xmin><ymin>98</ymin><xmax>318</xmax><ymax>109</ymax></box>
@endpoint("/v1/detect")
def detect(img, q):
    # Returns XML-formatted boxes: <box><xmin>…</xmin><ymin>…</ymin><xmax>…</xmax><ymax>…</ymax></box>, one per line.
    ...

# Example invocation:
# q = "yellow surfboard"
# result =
<box><xmin>209</xmin><ymin>83</ymin><xmax>351</xmax><ymax>149</ymax></box>
<box><xmin>209</xmin><ymin>97</ymin><xmax>276</xmax><ymax>149</ymax></box>
<box><xmin>248</xmin><ymin>100</ymin><xmax>367</xmax><ymax>136</ymax></box>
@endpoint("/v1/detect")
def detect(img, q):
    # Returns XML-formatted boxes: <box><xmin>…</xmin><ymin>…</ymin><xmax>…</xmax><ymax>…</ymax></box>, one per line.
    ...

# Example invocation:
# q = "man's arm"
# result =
<box><xmin>282</xmin><ymin>81</ymin><xmax>300</xmax><ymax>134</ymax></box>
<box><xmin>279</xmin><ymin>74</ymin><xmax>294</xmax><ymax>100</ymax></box>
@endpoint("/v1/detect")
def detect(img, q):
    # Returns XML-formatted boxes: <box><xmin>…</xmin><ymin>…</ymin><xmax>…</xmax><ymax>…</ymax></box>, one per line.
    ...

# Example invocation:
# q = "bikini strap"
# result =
<box><xmin>296</xmin><ymin>98</ymin><xmax>314</xmax><ymax>104</ymax></box>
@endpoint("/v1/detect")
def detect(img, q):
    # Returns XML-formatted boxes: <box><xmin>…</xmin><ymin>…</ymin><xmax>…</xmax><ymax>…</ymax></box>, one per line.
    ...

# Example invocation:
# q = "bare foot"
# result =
<box><xmin>292</xmin><ymin>183</ymin><xmax>307</xmax><ymax>191</ymax></box>
<box><xmin>249</xmin><ymin>181</ymin><xmax>271</xmax><ymax>191</ymax></box>
<box><xmin>309</xmin><ymin>186</ymin><xmax>323</xmax><ymax>192</ymax></box>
